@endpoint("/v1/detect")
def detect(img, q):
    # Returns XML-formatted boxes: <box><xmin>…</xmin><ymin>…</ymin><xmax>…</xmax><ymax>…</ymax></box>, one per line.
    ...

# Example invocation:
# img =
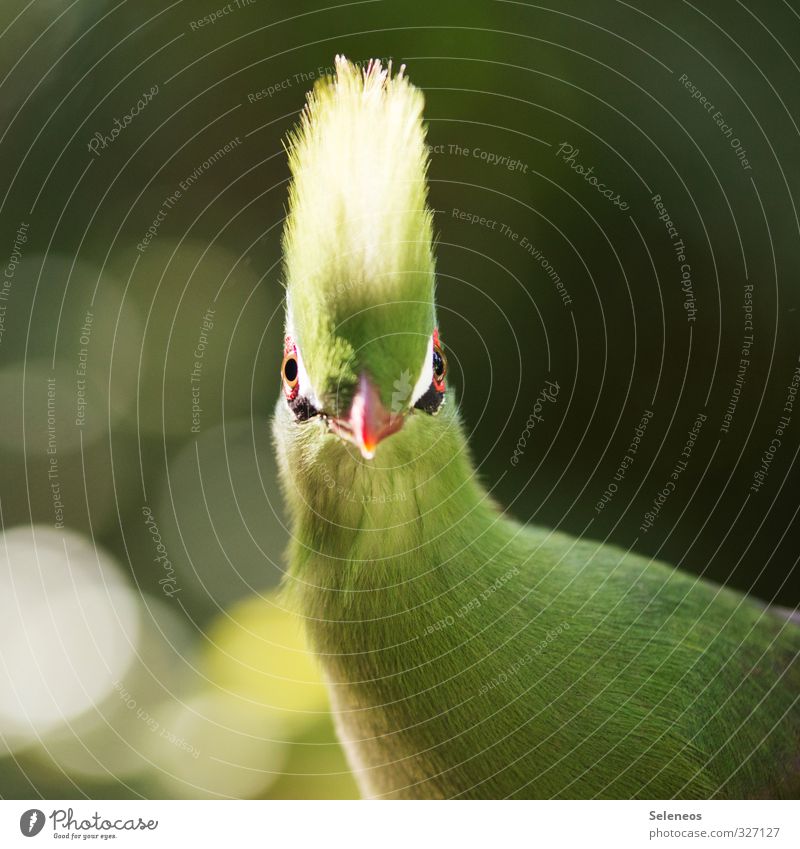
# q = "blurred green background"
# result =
<box><xmin>0</xmin><ymin>0</ymin><xmax>798</xmax><ymax>799</ymax></box>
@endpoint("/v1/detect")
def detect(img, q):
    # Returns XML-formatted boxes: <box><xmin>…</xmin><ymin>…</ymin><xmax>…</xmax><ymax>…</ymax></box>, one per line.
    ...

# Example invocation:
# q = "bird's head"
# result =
<box><xmin>277</xmin><ymin>56</ymin><xmax>447</xmax><ymax>462</ymax></box>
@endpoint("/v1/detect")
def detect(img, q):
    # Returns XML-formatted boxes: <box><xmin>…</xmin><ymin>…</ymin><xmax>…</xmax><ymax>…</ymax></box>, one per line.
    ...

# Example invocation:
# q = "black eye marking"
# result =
<box><xmin>289</xmin><ymin>394</ymin><xmax>319</xmax><ymax>422</ymax></box>
<box><xmin>414</xmin><ymin>384</ymin><xmax>445</xmax><ymax>415</ymax></box>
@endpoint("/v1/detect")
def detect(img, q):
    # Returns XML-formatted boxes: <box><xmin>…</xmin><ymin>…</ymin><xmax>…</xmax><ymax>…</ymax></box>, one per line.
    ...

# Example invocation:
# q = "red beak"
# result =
<box><xmin>331</xmin><ymin>374</ymin><xmax>404</xmax><ymax>459</ymax></box>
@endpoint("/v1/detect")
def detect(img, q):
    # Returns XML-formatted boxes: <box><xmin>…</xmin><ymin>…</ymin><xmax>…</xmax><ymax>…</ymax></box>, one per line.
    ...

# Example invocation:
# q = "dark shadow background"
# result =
<box><xmin>0</xmin><ymin>0</ymin><xmax>798</xmax><ymax>799</ymax></box>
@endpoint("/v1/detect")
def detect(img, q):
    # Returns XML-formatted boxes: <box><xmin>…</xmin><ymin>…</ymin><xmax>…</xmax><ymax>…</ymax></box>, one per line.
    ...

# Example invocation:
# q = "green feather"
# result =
<box><xmin>283</xmin><ymin>55</ymin><xmax>435</xmax><ymax>414</ymax></box>
<box><xmin>274</xmin><ymin>57</ymin><xmax>800</xmax><ymax>800</ymax></box>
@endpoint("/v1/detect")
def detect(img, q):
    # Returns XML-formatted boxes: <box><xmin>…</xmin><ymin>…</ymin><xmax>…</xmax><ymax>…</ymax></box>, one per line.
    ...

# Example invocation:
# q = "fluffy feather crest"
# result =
<box><xmin>282</xmin><ymin>56</ymin><xmax>435</xmax><ymax>411</ymax></box>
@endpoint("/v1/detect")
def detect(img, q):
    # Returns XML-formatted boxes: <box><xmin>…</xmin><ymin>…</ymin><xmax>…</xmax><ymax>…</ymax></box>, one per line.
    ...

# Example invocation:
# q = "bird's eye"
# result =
<box><xmin>432</xmin><ymin>343</ymin><xmax>447</xmax><ymax>391</ymax></box>
<box><xmin>281</xmin><ymin>337</ymin><xmax>319</xmax><ymax>421</ymax></box>
<box><xmin>282</xmin><ymin>353</ymin><xmax>299</xmax><ymax>398</ymax></box>
<box><xmin>413</xmin><ymin>331</ymin><xmax>447</xmax><ymax>415</ymax></box>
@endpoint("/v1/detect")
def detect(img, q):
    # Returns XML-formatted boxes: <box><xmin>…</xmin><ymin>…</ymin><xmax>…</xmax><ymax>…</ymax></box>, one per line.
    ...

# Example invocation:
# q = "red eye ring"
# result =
<box><xmin>282</xmin><ymin>337</ymin><xmax>299</xmax><ymax>400</ymax></box>
<box><xmin>432</xmin><ymin>329</ymin><xmax>446</xmax><ymax>392</ymax></box>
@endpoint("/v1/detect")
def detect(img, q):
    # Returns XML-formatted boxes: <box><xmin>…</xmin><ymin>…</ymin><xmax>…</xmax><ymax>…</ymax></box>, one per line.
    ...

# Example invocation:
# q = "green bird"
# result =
<box><xmin>273</xmin><ymin>56</ymin><xmax>800</xmax><ymax>799</ymax></box>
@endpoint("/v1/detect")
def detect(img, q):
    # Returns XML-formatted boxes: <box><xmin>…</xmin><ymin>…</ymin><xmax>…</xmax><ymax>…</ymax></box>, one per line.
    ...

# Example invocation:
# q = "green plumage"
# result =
<box><xmin>282</xmin><ymin>56</ymin><xmax>434</xmax><ymax>415</ymax></box>
<box><xmin>274</xmin><ymin>58</ymin><xmax>800</xmax><ymax>799</ymax></box>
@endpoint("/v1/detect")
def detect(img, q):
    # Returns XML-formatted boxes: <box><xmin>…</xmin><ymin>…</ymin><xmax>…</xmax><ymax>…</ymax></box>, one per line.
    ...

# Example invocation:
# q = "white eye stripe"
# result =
<box><xmin>293</xmin><ymin>344</ymin><xmax>325</xmax><ymax>409</ymax></box>
<box><xmin>410</xmin><ymin>335</ymin><xmax>434</xmax><ymax>406</ymax></box>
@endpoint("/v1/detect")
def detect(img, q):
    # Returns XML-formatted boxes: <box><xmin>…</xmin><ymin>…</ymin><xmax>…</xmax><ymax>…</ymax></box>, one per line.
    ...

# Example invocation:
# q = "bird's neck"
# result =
<box><xmin>279</xmin><ymin>406</ymin><xmax>509</xmax><ymax>644</ymax></box>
